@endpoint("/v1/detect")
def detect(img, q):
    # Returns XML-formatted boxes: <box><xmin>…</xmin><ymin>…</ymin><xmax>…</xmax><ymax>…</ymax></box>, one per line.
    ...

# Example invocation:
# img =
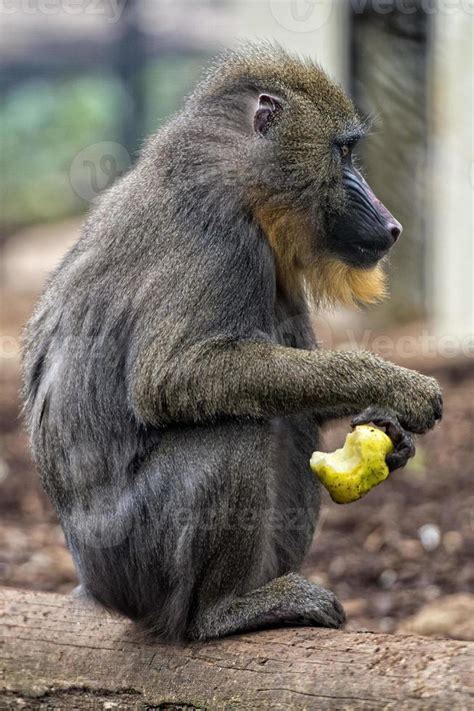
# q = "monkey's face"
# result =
<box><xmin>325</xmin><ymin>141</ymin><xmax>402</xmax><ymax>268</ymax></box>
<box><xmin>252</xmin><ymin>89</ymin><xmax>402</xmax><ymax>271</ymax></box>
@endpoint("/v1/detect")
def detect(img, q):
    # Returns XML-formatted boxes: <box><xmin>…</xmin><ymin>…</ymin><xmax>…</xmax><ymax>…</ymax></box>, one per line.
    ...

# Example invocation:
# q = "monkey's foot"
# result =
<box><xmin>351</xmin><ymin>406</ymin><xmax>416</xmax><ymax>472</ymax></box>
<box><xmin>187</xmin><ymin>573</ymin><xmax>345</xmax><ymax>640</ymax></box>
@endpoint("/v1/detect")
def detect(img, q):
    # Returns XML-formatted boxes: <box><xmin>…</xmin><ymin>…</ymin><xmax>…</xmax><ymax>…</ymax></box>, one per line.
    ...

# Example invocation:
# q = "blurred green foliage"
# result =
<box><xmin>142</xmin><ymin>55</ymin><xmax>207</xmax><ymax>135</ymax></box>
<box><xmin>0</xmin><ymin>55</ymin><xmax>207</xmax><ymax>232</ymax></box>
<box><xmin>1</xmin><ymin>75</ymin><xmax>124</xmax><ymax>231</ymax></box>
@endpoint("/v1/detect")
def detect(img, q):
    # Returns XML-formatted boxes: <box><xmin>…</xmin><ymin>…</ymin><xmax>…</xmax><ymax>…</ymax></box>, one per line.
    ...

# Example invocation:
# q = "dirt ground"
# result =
<box><xmin>1</xmin><ymin>281</ymin><xmax>473</xmax><ymax>640</ymax></box>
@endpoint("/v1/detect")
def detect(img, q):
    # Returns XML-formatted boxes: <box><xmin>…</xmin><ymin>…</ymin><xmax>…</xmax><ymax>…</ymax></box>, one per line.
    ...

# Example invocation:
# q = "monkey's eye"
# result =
<box><xmin>340</xmin><ymin>144</ymin><xmax>351</xmax><ymax>159</ymax></box>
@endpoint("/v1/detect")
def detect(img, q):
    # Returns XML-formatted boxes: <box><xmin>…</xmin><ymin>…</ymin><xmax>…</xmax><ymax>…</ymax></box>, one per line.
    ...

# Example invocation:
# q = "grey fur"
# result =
<box><xmin>22</xmin><ymin>45</ymin><xmax>442</xmax><ymax>641</ymax></box>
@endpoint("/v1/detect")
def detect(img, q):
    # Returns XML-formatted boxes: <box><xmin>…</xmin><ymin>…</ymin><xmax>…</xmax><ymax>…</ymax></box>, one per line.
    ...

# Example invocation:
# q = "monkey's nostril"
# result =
<box><xmin>388</xmin><ymin>223</ymin><xmax>402</xmax><ymax>243</ymax></box>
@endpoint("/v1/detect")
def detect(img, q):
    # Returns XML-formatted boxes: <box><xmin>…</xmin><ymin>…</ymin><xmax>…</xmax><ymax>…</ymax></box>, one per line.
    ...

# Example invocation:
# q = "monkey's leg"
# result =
<box><xmin>187</xmin><ymin>572</ymin><xmax>345</xmax><ymax>641</ymax></box>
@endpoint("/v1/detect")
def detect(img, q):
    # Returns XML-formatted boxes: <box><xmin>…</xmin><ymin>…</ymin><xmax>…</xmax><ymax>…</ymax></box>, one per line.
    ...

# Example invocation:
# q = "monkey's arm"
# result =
<box><xmin>130</xmin><ymin>337</ymin><xmax>442</xmax><ymax>434</ymax></box>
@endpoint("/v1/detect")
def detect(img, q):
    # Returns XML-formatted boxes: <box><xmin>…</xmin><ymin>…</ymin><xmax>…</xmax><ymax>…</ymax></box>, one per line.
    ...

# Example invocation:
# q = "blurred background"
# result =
<box><xmin>0</xmin><ymin>0</ymin><xmax>473</xmax><ymax>639</ymax></box>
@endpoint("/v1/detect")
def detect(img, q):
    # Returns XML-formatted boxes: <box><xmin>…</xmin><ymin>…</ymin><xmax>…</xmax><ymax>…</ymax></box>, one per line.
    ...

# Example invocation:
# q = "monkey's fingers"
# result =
<box><xmin>351</xmin><ymin>406</ymin><xmax>416</xmax><ymax>472</ymax></box>
<box><xmin>351</xmin><ymin>406</ymin><xmax>403</xmax><ymax>441</ymax></box>
<box><xmin>385</xmin><ymin>434</ymin><xmax>416</xmax><ymax>472</ymax></box>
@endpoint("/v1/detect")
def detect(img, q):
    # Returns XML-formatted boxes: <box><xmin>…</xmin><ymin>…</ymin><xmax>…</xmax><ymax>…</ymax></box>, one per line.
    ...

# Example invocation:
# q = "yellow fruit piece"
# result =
<box><xmin>310</xmin><ymin>425</ymin><xmax>394</xmax><ymax>504</ymax></box>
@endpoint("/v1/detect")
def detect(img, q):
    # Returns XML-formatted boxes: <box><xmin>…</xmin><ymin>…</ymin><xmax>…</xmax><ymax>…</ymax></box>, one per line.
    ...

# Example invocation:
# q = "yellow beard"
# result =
<box><xmin>256</xmin><ymin>206</ymin><xmax>388</xmax><ymax>308</ymax></box>
<box><xmin>307</xmin><ymin>257</ymin><xmax>387</xmax><ymax>308</ymax></box>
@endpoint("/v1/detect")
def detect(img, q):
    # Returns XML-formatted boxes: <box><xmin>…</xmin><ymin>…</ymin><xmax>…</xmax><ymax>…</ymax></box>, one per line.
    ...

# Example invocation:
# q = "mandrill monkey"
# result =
<box><xmin>23</xmin><ymin>45</ymin><xmax>442</xmax><ymax>641</ymax></box>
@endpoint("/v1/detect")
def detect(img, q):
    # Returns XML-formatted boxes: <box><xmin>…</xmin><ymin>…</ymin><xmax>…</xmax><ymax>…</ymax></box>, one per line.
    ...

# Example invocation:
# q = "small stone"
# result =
<box><xmin>424</xmin><ymin>585</ymin><xmax>442</xmax><ymax>602</ymax></box>
<box><xmin>343</xmin><ymin>598</ymin><xmax>367</xmax><ymax>616</ymax></box>
<box><xmin>398</xmin><ymin>538</ymin><xmax>423</xmax><ymax>560</ymax></box>
<box><xmin>443</xmin><ymin>530</ymin><xmax>463</xmax><ymax>554</ymax></box>
<box><xmin>418</xmin><ymin>523</ymin><xmax>441</xmax><ymax>551</ymax></box>
<box><xmin>364</xmin><ymin>529</ymin><xmax>384</xmax><ymax>553</ymax></box>
<box><xmin>379</xmin><ymin>569</ymin><xmax>397</xmax><ymax>589</ymax></box>
<box><xmin>329</xmin><ymin>556</ymin><xmax>346</xmax><ymax>577</ymax></box>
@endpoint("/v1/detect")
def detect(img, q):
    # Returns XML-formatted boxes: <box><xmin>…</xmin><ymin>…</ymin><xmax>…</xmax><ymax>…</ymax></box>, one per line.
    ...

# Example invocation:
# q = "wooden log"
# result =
<box><xmin>0</xmin><ymin>587</ymin><xmax>472</xmax><ymax>710</ymax></box>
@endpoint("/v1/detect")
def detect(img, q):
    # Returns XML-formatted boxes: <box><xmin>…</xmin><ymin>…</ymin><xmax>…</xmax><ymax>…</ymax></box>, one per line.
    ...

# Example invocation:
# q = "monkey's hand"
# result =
<box><xmin>351</xmin><ymin>406</ymin><xmax>415</xmax><ymax>473</ymax></box>
<box><xmin>382</xmin><ymin>368</ymin><xmax>443</xmax><ymax>435</ymax></box>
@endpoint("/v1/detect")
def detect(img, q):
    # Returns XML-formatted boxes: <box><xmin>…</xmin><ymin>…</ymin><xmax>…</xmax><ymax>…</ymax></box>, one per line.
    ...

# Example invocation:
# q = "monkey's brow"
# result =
<box><xmin>334</xmin><ymin>127</ymin><xmax>366</xmax><ymax>146</ymax></box>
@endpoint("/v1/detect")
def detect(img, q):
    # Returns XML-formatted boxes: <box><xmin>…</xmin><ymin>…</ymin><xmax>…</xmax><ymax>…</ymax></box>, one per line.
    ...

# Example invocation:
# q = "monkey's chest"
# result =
<box><xmin>271</xmin><ymin>288</ymin><xmax>317</xmax><ymax>351</ymax></box>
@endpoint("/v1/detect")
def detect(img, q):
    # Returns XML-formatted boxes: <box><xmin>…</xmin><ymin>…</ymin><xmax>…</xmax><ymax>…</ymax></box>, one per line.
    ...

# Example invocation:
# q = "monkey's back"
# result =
<box><xmin>22</xmin><ymin>174</ymin><xmax>148</xmax><ymax>508</ymax></box>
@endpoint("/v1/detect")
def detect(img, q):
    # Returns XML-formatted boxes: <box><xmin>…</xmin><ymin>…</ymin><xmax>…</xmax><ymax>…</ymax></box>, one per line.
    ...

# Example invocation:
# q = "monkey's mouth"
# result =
<box><xmin>334</xmin><ymin>241</ymin><xmax>392</xmax><ymax>269</ymax></box>
<box><xmin>354</xmin><ymin>243</ymin><xmax>391</xmax><ymax>267</ymax></box>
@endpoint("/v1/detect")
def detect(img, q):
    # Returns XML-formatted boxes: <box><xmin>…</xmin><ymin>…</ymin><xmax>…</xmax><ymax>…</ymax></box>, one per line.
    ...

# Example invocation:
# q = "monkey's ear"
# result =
<box><xmin>254</xmin><ymin>94</ymin><xmax>283</xmax><ymax>136</ymax></box>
